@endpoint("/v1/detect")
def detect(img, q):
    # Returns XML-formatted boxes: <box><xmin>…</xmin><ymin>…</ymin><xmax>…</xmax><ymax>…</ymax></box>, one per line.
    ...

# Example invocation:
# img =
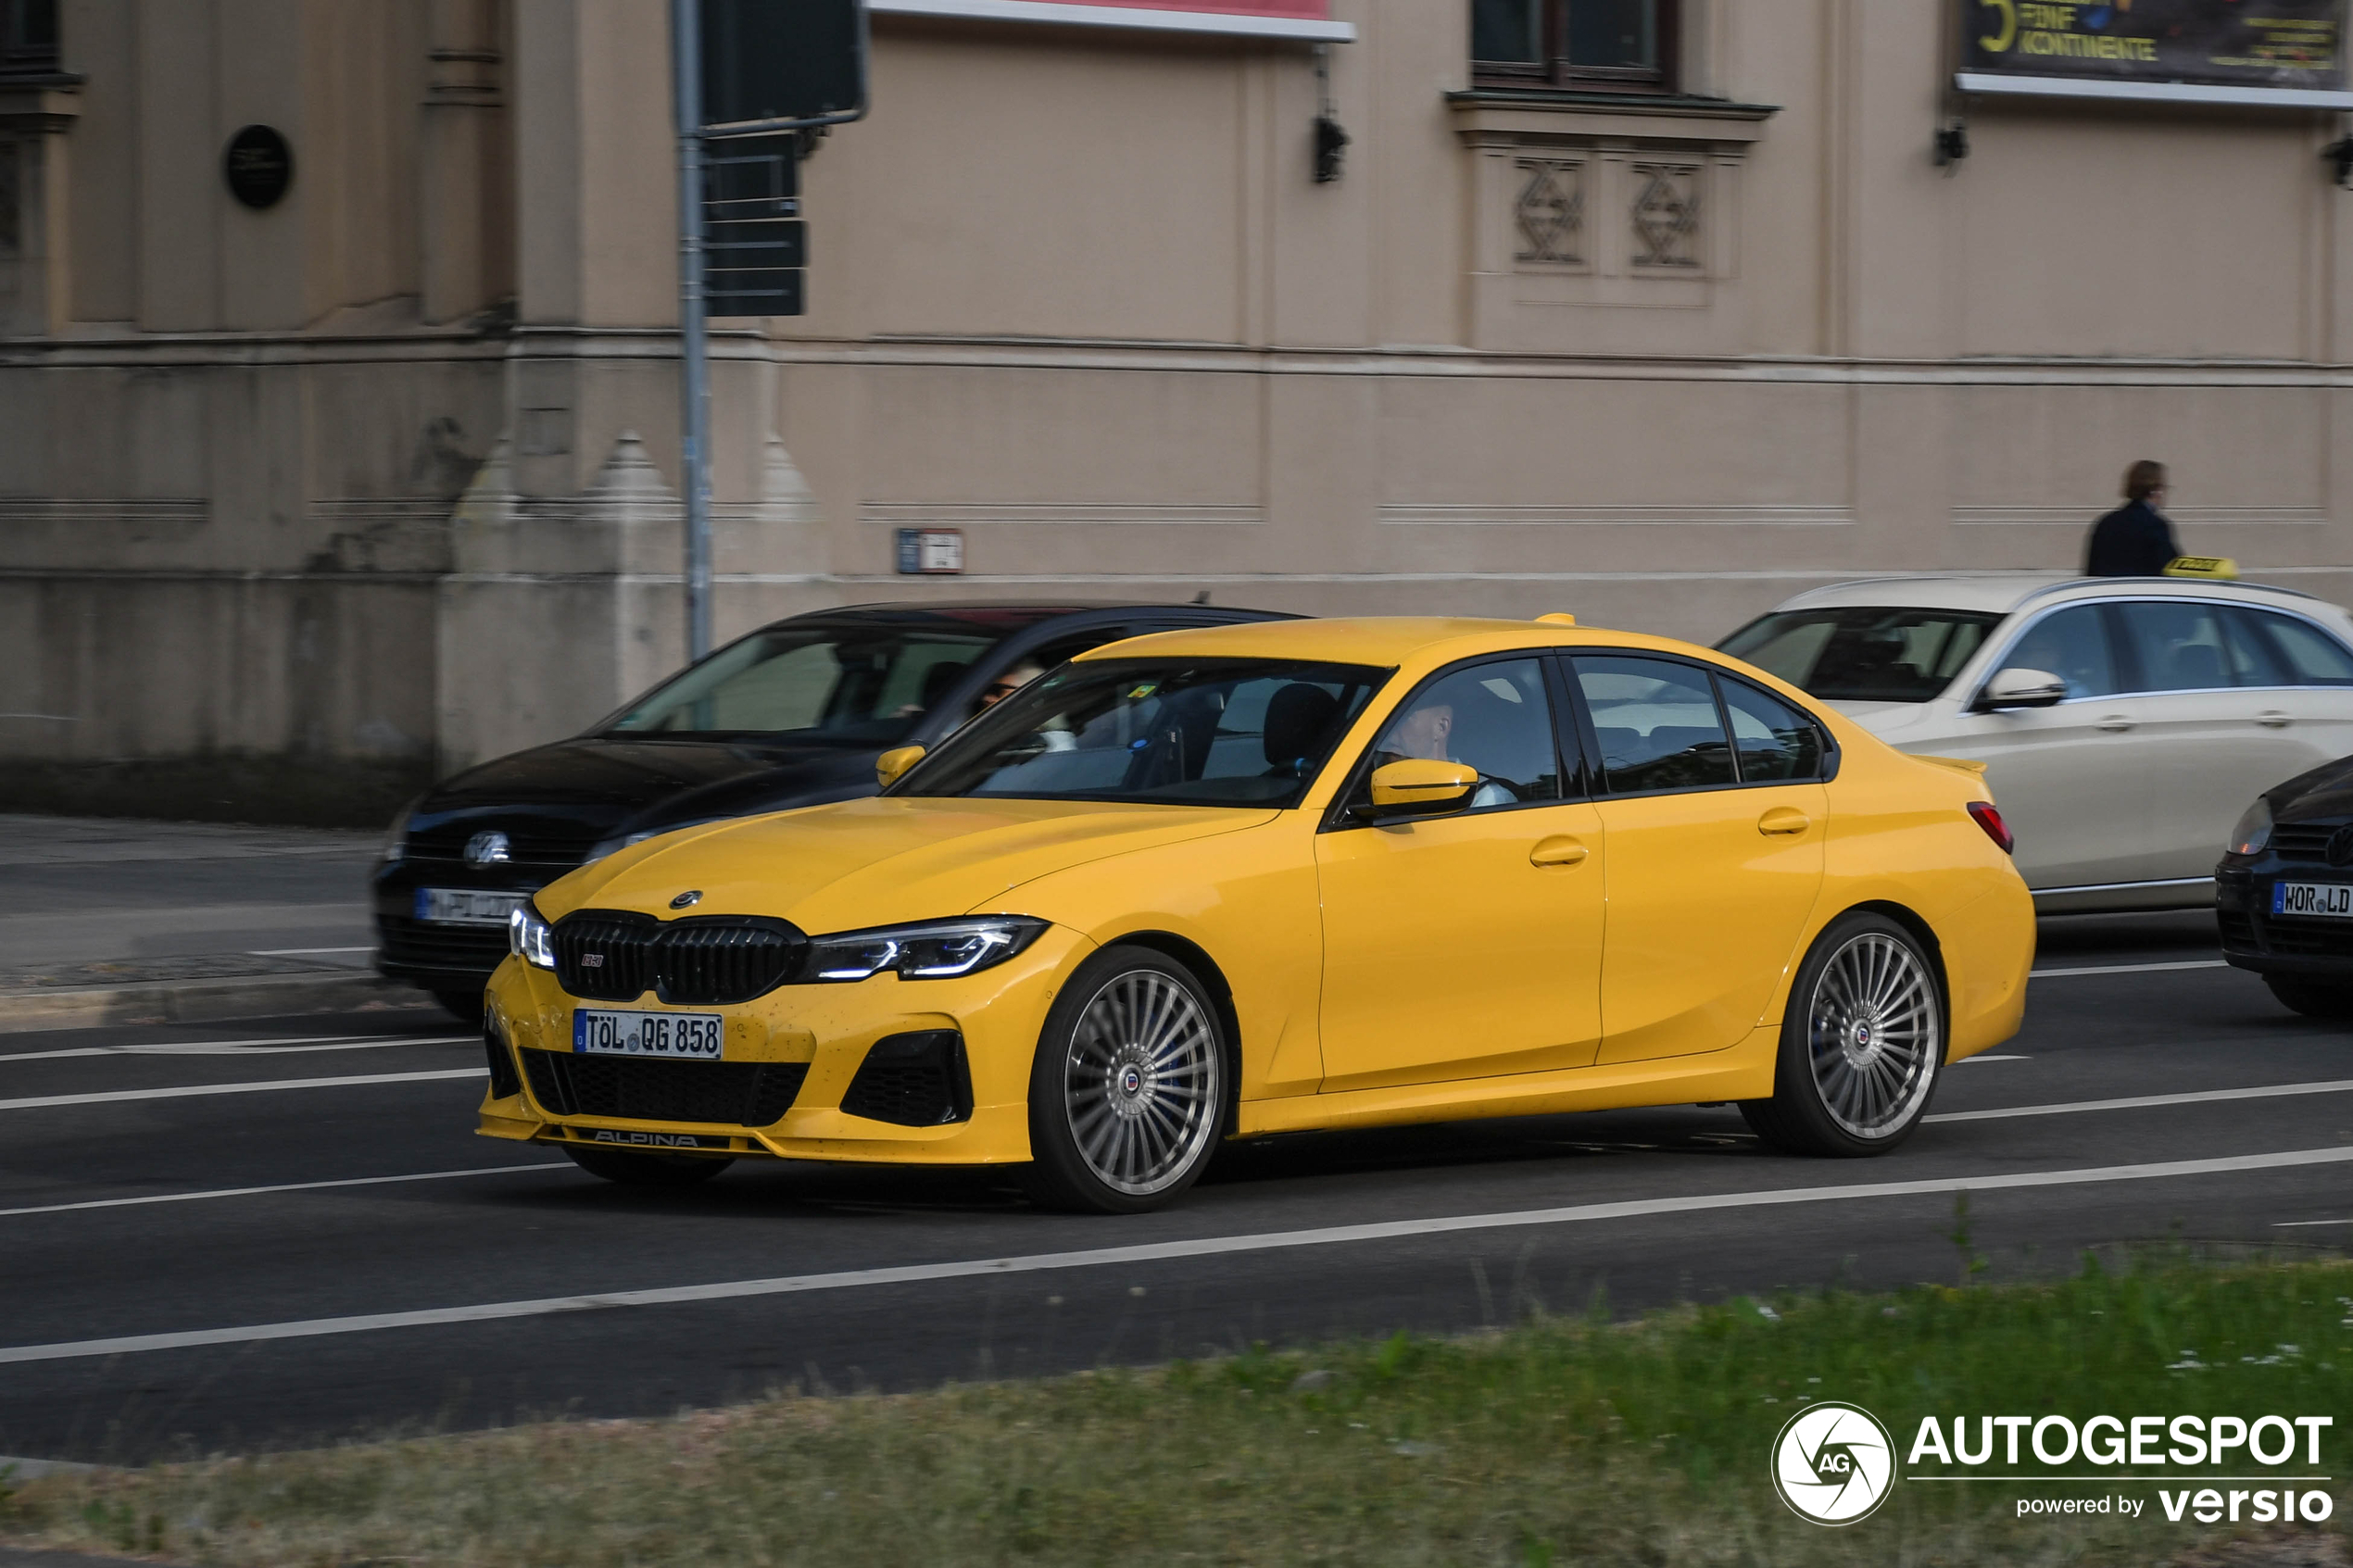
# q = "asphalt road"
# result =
<box><xmin>2</xmin><ymin>909</ymin><xmax>2348</xmax><ymax>1465</ymax></box>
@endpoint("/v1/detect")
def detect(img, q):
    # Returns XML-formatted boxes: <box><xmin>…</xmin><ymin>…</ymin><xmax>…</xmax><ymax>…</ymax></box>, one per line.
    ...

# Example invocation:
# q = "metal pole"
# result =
<box><xmin>672</xmin><ymin>0</ymin><xmax>714</xmax><ymax>662</ymax></box>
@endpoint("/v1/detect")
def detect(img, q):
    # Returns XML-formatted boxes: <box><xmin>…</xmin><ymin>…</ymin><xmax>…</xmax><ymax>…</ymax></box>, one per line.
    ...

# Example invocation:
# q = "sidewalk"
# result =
<box><xmin>0</xmin><ymin>814</ymin><xmax>427</xmax><ymax>1031</ymax></box>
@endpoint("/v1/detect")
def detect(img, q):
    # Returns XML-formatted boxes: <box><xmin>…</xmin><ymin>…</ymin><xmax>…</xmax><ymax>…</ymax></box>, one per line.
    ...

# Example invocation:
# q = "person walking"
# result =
<box><xmin>2084</xmin><ymin>459</ymin><xmax>2181</xmax><ymax>577</ymax></box>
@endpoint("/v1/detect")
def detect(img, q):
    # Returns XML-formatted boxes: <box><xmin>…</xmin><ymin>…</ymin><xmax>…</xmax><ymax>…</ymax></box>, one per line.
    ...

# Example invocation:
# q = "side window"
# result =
<box><xmin>1719</xmin><ymin>678</ymin><xmax>1824</xmax><ymax>783</ymax></box>
<box><xmin>2247</xmin><ymin>612</ymin><xmax>2353</xmax><ymax>687</ymax></box>
<box><xmin>2218</xmin><ymin>608</ymin><xmax>2289</xmax><ymax>687</ymax></box>
<box><xmin>970</xmin><ymin>633</ymin><xmax>1124</xmax><ymax>720</ymax></box>
<box><xmin>1356</xmin><ymin>659</ymin><xmax>1562</xmax><ymax>810</ymax></box>
<box><xmin>1573</xmin><ymin>655</ymin><xmax>1735</xmax><ymax>794</ymax></box>
<box><xmin>2115</xmin><ymin>601</ymin><xmax>2235</xmax><ymax>694</ymax></box>
<box><xmin>1999</xmin><ymin>606</ymin><xmax>2119</xmax><ymax>700</ymax></box>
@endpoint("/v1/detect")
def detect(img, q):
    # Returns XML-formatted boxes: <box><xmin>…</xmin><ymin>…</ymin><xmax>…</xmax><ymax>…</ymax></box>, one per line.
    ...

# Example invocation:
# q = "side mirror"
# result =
<box><xmin>1975</xmin><ymin>668</ymin><xmax>2067</xmax><ymax>712</ymax></box>
<box><xmin>875</xmin><ymin>745</ymin><xmax>926</xmax><ymax>788</ymax></box>
<box><xmin>1366</xmin><ymin>759</ymin><xmax>1478</xmax><ymax>819</ymax></box>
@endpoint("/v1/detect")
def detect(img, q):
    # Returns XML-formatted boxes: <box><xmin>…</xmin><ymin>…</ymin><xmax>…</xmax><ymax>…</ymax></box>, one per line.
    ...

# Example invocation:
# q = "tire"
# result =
<box><xmin>2263</xmin><ymin>976</ymin><xmax>2353</xmax><ymax>1019</ymax></box>
<box><xmin>1024</xmin><ymin>946</ymin><xmax>1231</xmax><ymax>1214</ymax></box>
<box><xmin>1741</xmin><ymin>912</ymin><xmax>1945</xmax><ymax>1158</ymax></box>
<box><xmin>561</xmin><ymin>1144</ymin><xmax>733</xmax><ymax>1187</ymax></box>
<box><xmin>434</xmin><ymin>988</ymin><xmax>487</xmax><ymax>1027</ymax></box>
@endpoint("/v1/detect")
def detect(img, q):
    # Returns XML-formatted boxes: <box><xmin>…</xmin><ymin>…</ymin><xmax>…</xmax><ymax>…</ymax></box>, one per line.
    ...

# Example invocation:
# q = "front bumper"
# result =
<box><xmin>373</xmin><ymin>866</ymin><xmax>564</xmax><ymax>992</ymax></box>
<box><xmin>2214</xmin><ymin>863</ymin><xmax>2353</xmax><ymax>979</ymax></box>
<box><xmin>477</xmin><ymin>923</ymin><xmax>1091</xmax><ymax>1166</ymax></box>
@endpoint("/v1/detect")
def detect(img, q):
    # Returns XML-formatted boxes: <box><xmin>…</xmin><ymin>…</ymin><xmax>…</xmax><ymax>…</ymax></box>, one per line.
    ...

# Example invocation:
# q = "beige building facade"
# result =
<box><xmin>2</xmin><ymin>0</ymin><xmax>2350</xmax><ymax>816</ymax></box>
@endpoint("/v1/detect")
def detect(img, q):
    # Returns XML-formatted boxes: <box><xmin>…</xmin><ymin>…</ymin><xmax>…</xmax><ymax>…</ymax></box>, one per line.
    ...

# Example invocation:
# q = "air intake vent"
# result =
<box><xmin>840</xmin><ymin>1030</ymin><xmax>972</xmax><ymax>1127</ymax></box>
<box><xmin>521</xmin><ymin>1050</ymin><xmax>809</xmax><ymax>1126</ymax></box>
<box><xmin>551</xmin><ymin>910</ymin><xmax>804</xmax><ymax>1005</ymax></box>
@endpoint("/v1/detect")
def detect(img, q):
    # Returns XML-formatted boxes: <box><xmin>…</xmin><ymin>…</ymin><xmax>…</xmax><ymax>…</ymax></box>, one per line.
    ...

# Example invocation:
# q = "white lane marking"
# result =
<box><xmin>1927</xmin><ymin>1078</ymin><xmax>2353</xmax><ymax>1124</ymax></box>
<box><xmin>1959</xmin><ymin>1054</ymin><xmax>2031</xmax><ymax>1062</ymax></box>
<box><xmin>4</xmin><ymin>1144</ymin><xmax>2348</xmax><ymax>1366</ymax></box>
<box><xmin>0</xmin><ymin>1035</ymin><xmax>470</xmax><ymax>1063</ymax></box>
<box><xmin>0</xmin><ymin>1069</ymin><xmax>484</xmax><ymax>1112</ymax></box>
<box><xmin>0</xmin><ymin>1163</ymin><xmax>567</xmax><ymax>1220</ymax></box>
<box><xmin>1</xmin><ymin>1036</ymin><xmax>472</xmax><ymax>1064</ymax></box>
<box><xmin>248</xmin><ymin>947</ymin><xmax>374</xmax><ymax>957</ymax></box>
<box><xmin>2273</xmin><ymin>1217</ymin><xmax>2353</xmax><ymax>1228</ymax></box>
<box><xmin>2030</xmin><ymin>960</ymin><xmax>2229</xmax><ymax>978</ymax></box>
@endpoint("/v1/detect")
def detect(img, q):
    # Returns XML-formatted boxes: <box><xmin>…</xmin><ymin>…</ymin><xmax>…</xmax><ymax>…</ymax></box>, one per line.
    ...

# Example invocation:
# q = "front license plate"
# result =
<box><xmin>572</xmin><ymin>1008</ymin><xmax>724</xmax><ymax>1060</ymax></box>
<box><xmin>414</xmin><ymin>887</ymin><xmax>525</xmax><ymax>926</ymax></box>
<box><xmin>2272</xmin><ymin>882</ymin><xmax>2353</xmax><ymax>919</ymax></box>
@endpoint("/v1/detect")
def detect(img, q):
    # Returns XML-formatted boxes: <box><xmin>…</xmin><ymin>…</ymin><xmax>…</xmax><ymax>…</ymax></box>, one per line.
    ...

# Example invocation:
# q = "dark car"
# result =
<box><xmin>374</xmin><ymin>600</ymin><xmax>1290</xmax><ymax>1018</ymax></box>
<box><xmin>2216</xmin><ymin>757</ymin><xmax>2353</xmax><ymax>1016</ymax></box>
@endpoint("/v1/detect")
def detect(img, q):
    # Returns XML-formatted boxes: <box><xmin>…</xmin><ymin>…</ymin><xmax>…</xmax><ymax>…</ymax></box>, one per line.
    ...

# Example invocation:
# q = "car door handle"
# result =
<box><xmin>2095</xmin><ymin>715</ymin><xmax>2136</xmax><ymax>733</ymax></box>
<box><xmin>1756</xmin><ymin>808</ymin><xmax>1811</xmax><ymax>836</ymax></box>
<box><xmin>1529</xmin><ymin>835</ymin><xmax>1589</xmax><ymax>868</ymax></box>
<box><xmin>2258</xmin><ymin>710</ymin><xmax>2293</xmax><ymax>729</ymax></box>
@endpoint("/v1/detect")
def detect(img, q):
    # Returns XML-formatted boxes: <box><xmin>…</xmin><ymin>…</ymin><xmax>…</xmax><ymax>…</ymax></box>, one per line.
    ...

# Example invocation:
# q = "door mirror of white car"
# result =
<box><xmin>1976</xmin><ymin>668</ymin><xmax>2068</xmax><ymax>712</ymax></box>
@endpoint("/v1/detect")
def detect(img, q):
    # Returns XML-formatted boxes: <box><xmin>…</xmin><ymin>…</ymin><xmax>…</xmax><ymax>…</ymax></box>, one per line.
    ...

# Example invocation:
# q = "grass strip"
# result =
<box><xmin>5</xmin><ymin>1249</ymin><xmax>2348</xmax><ymax>1566</ymax></box>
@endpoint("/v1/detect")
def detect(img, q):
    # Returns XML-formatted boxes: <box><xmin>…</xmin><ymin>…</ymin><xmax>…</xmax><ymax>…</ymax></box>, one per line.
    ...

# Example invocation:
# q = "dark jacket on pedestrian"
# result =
<box><xmin>2084</xmin><ymin>499</ymin><xmax>2179</xmax><ymax>577</ymax></box>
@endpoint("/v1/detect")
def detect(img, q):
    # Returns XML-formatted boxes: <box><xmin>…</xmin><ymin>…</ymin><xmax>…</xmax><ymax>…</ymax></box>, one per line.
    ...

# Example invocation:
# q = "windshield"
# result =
<box><xmin>1718</xmin><ymin>607</ymin><xmax>2004</xmax><ymax>703</ymax></box>
<box><xmin>601</xmin><ymin>623</ymin><xmax>1003</xmax><ymax>744</ymax></box>
<box><xmin>897</xmin><ymin>658</ymin><xmax>1389</xmax><ymax>809</ymax></box>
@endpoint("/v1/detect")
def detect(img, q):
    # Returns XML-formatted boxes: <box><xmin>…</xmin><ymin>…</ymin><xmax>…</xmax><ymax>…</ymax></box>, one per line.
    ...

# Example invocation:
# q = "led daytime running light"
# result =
<box><xmin>803</xmin><ymin>917</ymin><xmax>1045</xmax><ymax>983</ymax></box>
<box><xmin>509</xmin><ymin>903</ymin><xmax>557</xmax><ymax>969</ymax></box>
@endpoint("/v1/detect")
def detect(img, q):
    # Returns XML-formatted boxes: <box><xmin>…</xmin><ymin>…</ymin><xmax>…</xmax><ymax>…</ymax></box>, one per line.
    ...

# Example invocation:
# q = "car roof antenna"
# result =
<box><xmin>1191</xmin><ymin>590</ymin><xmax>1212</xmax><ymax>605</ymax></box>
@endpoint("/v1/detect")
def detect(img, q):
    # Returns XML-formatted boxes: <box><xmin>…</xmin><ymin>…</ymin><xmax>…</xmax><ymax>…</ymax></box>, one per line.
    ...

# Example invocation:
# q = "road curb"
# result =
<box><xmin>0</xmin><ymin>972</ymin><xmax>431</xmax><ymax>1034</ymax></box>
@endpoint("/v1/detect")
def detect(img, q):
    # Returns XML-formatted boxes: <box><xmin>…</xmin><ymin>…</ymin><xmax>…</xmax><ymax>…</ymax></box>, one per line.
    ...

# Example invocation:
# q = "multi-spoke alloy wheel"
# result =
<box><xmin>1743</xmin><ymin>913</ymin><xmax>1944</xmax><ymax>1157</ymax></box>
<box><xmin>1804</xmin><ymin>931</ymin><xmax>1938</xmax><ymax>1139</ymax></box>
<box><xmin>1026</xmin><ymin>947</ymin><xmax>1228</xmax><ymax>1212</ymax></box>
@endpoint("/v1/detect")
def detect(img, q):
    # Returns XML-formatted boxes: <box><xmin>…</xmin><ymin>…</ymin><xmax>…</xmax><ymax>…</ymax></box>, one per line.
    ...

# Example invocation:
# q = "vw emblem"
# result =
<box><xmin>670</xmin><ymin>890</ymin><xmax>702</xmax><ymax>909</ymax></box>
<box><xmin>463</xmin><ymin>831</ymin><xmax>511</xmax><ymax>869</ymax></box>
<box><xmin>2325</xmin><ymin>825</ymin><xmax>2353</xmax><ymax>869</ymax></box>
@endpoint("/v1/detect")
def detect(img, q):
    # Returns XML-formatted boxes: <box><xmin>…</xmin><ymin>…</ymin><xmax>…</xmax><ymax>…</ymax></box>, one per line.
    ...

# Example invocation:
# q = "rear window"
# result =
<box><xmin>1718</xmin><ymin>608</ymin><xmax>2003</xmax><ymax>703</ymax></box>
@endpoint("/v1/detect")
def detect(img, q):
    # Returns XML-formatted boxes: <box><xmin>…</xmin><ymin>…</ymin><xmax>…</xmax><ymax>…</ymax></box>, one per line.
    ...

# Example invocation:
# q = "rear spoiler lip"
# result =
<box><xmin>1915</xmin><ymin>754</ymin><xmax>1990</xmax><ymax>780</ymax></box>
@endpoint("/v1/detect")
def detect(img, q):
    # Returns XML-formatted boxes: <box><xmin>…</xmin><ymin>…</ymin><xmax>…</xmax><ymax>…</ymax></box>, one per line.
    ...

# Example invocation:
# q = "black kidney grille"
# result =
<box><xmin>553</xmin><ymin>913</ymin><xmax>658</xmax><ymax>1001</ymax></box>
<box><xmin>840</xmin><ymin>1031</ymin><xmax>973</xmax><ymax>1127</ymax></box>
<box><xmin>551</xmin><ymin>911</ymin><xmax>804</xmax><ymax>1004</ymax></box>
<box><xmin>520</xmin><ymin>1049</ymin><xmax>810</xmax><ymax>1127</ymax></box>
<box><xmin>658</xmin><ymin>922</ymin><xmax>802</xmax><ymax>1005</ymax></box>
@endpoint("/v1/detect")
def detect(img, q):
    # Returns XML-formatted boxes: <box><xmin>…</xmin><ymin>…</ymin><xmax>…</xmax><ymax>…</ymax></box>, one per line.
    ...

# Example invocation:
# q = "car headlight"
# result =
<box><xmin>803</xmin><ymin>916</ymin><xmax>1047</xmax><ymax>982</ymax></box>
<box><xmin>509</xmin><ymin>902</ymin><xmax>557</xmax><ymax>969</ymax></box>
<box><xmin>381</xmin><ymin>798</ymin><xmax>419</xmax><ymax>865</ymax></box>
<box><xmin>2228</xmin><ymin>797</ymin><xmax>2273</xmax><ymax>857</ymax></box>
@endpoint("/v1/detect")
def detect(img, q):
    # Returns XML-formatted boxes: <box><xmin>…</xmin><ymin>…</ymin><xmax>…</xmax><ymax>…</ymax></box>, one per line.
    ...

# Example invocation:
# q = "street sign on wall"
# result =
<box><xmin>700</xmin><ymin>0</ymin><xmax>869</xmax><ymax>133</ymax></box>
<box><xmin>1960</xmin><ymin>0</ymin><xmax>2346</xmax><ymax>95</ymax></box>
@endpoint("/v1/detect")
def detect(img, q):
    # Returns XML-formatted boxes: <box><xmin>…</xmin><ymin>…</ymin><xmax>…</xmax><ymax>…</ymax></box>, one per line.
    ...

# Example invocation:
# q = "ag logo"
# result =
<box><xmin>1770</xmin><ymin>1401</ymin><xmax>1895</xmax><ymax>1525</ymax></box>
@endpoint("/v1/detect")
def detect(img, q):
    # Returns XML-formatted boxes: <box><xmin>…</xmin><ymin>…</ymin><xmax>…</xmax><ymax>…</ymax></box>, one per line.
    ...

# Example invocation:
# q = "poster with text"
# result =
<box><xmin>1962</xmin><ymin>0</ymin><xmax>2346</xmax><ymax>90</ymax></box>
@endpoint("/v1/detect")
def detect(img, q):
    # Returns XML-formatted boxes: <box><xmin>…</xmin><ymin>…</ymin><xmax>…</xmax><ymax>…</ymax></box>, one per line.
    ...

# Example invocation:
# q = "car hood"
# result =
<box><xmin>420</xmin><ymin>735</ymin><xmax>882</xmax><ymax>831</ymax></box>
<box><xmin>538</xmin><ymin>796</ymin><xmax>1281</xmax><ymax>935</ymax></box>
<box><xmin>2270</xmin><ymin>755</ymin><xmax>2353</xmax><ymax>823</ymax></box>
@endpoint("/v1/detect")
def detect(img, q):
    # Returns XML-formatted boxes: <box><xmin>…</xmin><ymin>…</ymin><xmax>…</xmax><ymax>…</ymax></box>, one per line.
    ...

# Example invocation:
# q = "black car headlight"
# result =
<box><xmin>2228</xmin><ymin>797</ymin><xmax>2273</xmax><ymax>857</ymax></box>
<box><xmin>803</xmin><ymin>917</ymin><xmax>1048</xmax><ymax>983</ymax></box>
<box><xmin>509</xmin><ymin>903</ymin><xmax>557</xmax><ymax>969</ymax></box>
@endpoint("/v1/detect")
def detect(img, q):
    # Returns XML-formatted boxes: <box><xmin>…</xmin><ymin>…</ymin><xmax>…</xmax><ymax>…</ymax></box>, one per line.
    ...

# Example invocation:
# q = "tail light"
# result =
<box><xmin>1968</xmin><ymin>801</ymin><xmax>2014</xmax><ymax>855</ymax></box>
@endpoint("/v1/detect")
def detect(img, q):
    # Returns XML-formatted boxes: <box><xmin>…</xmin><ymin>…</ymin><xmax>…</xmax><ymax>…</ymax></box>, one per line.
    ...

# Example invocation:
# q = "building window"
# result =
<box><xmin>0</xmin><ymin>0</ymin><xmax>60</xmax><ymax>75</ymax></box>
<box><xmin>1472</xmin><ymin>0</ymin><xmax>1675</xmax><ymax>93</ymax></box>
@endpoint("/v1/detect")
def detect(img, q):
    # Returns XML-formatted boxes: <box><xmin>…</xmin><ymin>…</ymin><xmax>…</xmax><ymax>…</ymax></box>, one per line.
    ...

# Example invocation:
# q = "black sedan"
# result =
<box><xmin>374</xmin><ymin>600</ymin><xmax>1289</xmax><ymax>1018</ymax></box>
<box><xmin>2217</xmin><ymin>756</ymin><xmax>2353</xmax><ymax>1016</ymax></box>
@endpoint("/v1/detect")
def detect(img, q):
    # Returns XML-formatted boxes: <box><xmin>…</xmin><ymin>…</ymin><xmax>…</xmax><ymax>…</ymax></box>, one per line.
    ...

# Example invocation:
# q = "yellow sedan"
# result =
<box><xmin>480</xmin><ymin>617</ymin><xmax>2032</xmax><ymax>1212</ymax></box>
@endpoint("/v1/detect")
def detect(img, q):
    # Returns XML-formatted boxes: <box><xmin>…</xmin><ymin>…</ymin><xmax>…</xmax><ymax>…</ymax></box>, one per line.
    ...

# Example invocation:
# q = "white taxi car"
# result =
<box><xmin>1719</xmin><ymin>576</ymin><xmax>2353</xmax><ymax>912</ymax></box>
